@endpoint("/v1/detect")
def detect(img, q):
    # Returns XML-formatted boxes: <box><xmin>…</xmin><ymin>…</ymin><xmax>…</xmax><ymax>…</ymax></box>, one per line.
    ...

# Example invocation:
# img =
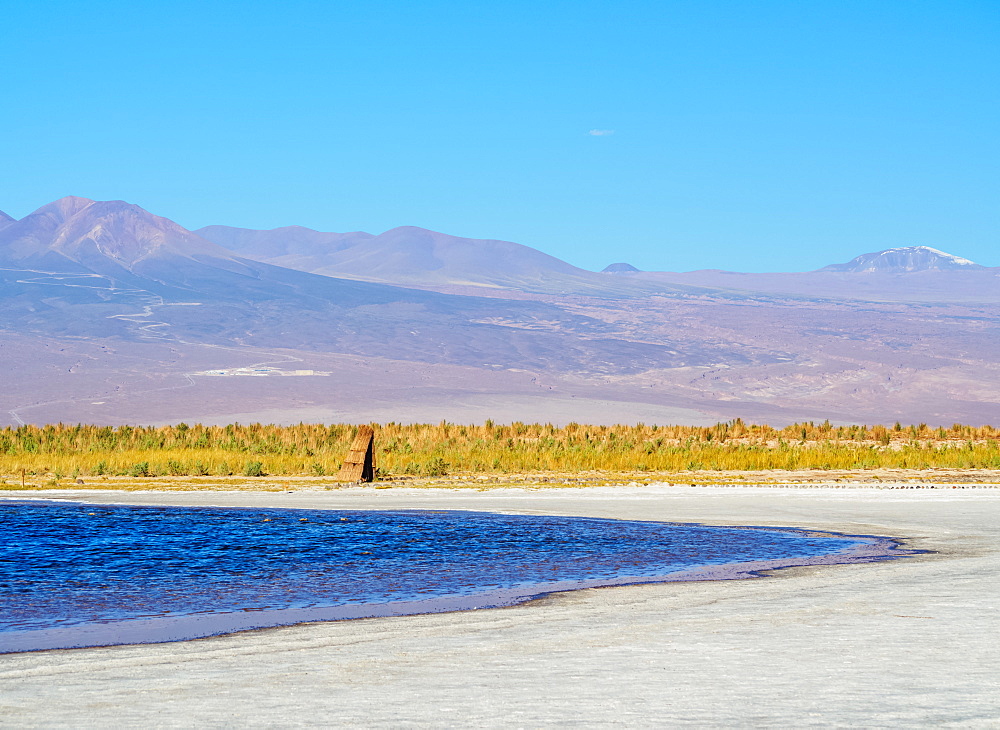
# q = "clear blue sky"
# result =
<box><xmin>2</xmin><ymin>0</ymin><xmax>997</xmax><ymax>272</ymax></box>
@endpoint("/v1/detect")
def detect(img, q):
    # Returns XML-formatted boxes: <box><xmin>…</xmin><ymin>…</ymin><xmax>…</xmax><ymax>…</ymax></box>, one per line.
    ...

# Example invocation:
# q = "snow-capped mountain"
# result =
<box><xmin>819</xmin><ymin>246</ymin><xmax>983</xmax><ymax>273</ymax></box>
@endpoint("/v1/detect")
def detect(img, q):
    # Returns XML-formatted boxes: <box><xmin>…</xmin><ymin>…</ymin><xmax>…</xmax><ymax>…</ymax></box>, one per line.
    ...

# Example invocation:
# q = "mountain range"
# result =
<box><xmin>196</xmin><ymin>220</ymin><xmax>1000</xmax><ymax>305</ymax></box>
<box><xmin>0</xmin><ymin>197</ymin><xmax>694</xmax><ymax>371</ymax></box>
<box><xmin>2</xmin><ymin>196</ymin><xmax>999</xmax><ymax>427</ymax></box>
<box><xmin>195</xmin><ymin>224</ymin><xmax>605</xmax><ymax>293</ymax></box>
<box><xmin>197</xmin><ymin>222</ymin><xmax>998</xmax><ymax>295</ymax></box>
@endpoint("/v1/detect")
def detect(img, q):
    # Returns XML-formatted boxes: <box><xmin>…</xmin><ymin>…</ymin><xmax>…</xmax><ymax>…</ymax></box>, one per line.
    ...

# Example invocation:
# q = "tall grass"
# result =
<box><xmin>2</xmin><ymin>419</ymin><xmax>999</xmax><ymax>478</ymax></box>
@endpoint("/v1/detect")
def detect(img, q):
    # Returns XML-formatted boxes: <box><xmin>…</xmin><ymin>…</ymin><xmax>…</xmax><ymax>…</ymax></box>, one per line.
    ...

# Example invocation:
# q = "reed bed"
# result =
<box><xmin>2</xmin><ymin>420</ymin><xmax>1000</xmax><ymax>480</ymax></box>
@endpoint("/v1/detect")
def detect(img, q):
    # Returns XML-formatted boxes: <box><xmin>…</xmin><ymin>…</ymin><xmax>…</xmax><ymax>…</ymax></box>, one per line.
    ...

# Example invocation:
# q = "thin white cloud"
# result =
<box><xmin>588</xmin><ymin>129</ymin><xmax>615</xmax><ymax>136</ymax></box>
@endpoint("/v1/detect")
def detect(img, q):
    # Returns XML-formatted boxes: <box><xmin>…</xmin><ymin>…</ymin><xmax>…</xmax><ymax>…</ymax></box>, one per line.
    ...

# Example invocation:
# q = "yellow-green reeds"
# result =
<box><xmin>1</xmin><ymin>419</ymin><xmax>999</xmax><ymax>478</ymax></box>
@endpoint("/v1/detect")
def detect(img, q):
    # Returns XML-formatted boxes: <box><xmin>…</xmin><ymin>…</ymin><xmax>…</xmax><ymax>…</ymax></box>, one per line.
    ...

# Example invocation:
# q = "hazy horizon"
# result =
<box><xmin>1</xmin><ymin>194</ymin><xmax>992</xmax><ymax>274</ymax></box>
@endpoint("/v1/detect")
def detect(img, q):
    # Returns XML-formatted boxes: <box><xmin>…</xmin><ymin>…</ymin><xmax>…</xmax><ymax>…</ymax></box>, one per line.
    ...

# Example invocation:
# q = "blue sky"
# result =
<box><xmin>2</xmin><ymin>0</ymin><xmax>997</xmax><ymax>271</ymax></box>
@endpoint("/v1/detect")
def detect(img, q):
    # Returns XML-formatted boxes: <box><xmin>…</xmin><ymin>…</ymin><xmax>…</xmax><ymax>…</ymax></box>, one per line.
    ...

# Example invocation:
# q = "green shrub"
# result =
<box><xmin>422</xmin><ymin>457</ymin><xmax>449</xmax><ymax>477</ymax></box>
<box><xmin>244</xmin><ymin>461</ymin><xmax>266</xmax><ymax>477</ymax></box>
<box><xmin>128</xmin><ymin>462</ymin><xmax>151</xmax><ymax>477</ymax></box>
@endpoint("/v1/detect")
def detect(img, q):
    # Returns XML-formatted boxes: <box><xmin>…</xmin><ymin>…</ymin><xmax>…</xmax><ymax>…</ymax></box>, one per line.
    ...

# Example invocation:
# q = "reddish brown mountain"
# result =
<box><xmin>0</xmin><ymin>197</ymin><xmax>255</xmax><ymax>279</ymax></box>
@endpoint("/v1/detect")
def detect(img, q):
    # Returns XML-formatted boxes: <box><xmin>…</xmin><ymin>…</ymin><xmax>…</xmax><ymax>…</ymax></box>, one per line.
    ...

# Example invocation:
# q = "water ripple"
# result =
<box><xmin>0</xmin><ymin>501</ymin><xmax>909</xmax><ymax>652</ymax></box>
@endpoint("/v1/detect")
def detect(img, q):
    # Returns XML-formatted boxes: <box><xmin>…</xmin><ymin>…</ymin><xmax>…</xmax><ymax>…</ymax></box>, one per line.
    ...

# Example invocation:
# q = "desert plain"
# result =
<box><xmin>1</xmin><ymin>480</ymin><xmax>998</xmax><ymax>727</ymax></box>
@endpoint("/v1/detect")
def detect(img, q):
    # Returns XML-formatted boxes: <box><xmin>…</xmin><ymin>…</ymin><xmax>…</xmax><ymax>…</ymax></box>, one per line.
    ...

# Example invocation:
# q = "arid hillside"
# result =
<box><xmin>2</xmin><ymin>197</ymin><xmax>999</xmax><ymax>427</ymax></box>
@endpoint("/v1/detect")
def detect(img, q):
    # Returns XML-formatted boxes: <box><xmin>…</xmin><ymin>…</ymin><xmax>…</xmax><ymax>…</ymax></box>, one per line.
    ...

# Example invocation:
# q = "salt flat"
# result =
<box><xmin>1</xmin><ymin>485</ymin><xmax>998</xmax><ymax>727</ymax></box>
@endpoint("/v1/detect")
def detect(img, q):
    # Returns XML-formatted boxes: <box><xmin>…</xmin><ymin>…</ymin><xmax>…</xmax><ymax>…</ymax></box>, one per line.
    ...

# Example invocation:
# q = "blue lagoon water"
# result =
<box><xmin>0</xmin><ymin>501</ymin><xmax>905</xmax><ymax>652</ymax></box>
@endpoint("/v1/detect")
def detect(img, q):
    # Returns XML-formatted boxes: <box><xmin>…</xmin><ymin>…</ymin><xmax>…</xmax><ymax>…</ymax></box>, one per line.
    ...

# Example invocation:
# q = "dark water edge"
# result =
<box><xmin>0</xmin><ymin>501</ymin><xmax>918</xmax><ymax>654</ymax></box>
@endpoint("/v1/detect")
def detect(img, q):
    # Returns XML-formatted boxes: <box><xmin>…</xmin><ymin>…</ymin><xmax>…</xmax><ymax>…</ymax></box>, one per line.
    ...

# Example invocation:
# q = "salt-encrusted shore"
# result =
<box><xmin>2</xmin><ymin>484</ymin><xmax>999</xmax><ymax>727</ymax></box>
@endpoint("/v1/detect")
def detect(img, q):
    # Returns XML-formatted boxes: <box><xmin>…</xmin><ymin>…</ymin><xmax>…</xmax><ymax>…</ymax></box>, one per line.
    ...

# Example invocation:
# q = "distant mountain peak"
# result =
<box><xmin>28</xmin><ymin>196</ymin><xmax>97</xmax><ymax>223</ymax></box>
<box><xmin>820</xmin><ymin>246</ymin><xmax>983</xmax><ymax>273</ymax></box>
<box><xmin>0</xmin><ymin>209</ymin><xmax>14</xmax><ymax>230</ymax></box>
<box><xmin>0</xmin><ymin>196</ymin><xmax>241</xmax><ymax>275</ymax></box>
<box><xmin>51</xmin><ymin>199</ymin><xmax>198</xmax><ymax>265</ymax></box>
<box><xmin>197</xmin><ymin>221</ymin><xmax>593</xmax><ymax>292</ymax></box>
<box><xmin>384</xmin><ymin>225</ymin><xmax>433</xmax><ymax>234</ymax></box>
<box><xmin>602</xmin><ymin>262</ymin><xmax>640</xmax><ymax>273</ymax></box>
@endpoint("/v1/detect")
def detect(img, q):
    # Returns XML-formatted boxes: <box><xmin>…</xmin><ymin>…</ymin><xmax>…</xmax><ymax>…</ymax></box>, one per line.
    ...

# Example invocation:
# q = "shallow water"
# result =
<box><xmin>0</xmin><ymin>501</ymin><xmax>904</xmax><ymax>652</ymax></box>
